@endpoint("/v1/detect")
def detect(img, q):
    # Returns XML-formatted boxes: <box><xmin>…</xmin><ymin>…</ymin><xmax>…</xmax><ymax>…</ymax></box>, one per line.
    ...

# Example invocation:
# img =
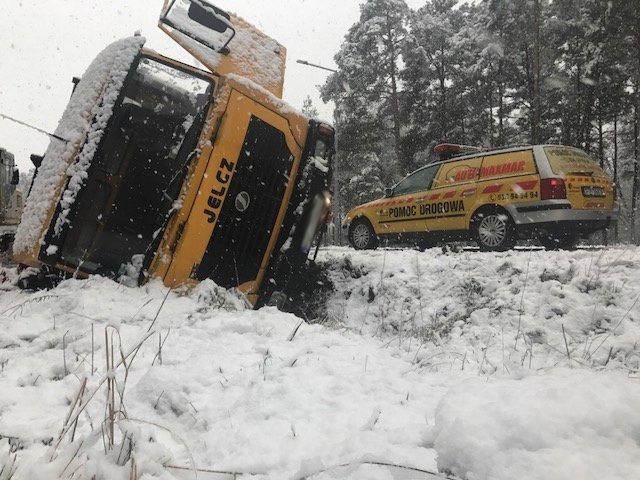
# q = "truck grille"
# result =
<box><xmin>196</xmin><ymin>116</ymin><xmax>294</xmax><ymax>288</ymax></box>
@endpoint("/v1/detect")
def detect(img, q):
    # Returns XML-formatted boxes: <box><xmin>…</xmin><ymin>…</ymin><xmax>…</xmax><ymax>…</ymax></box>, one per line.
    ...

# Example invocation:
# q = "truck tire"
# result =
<box><xmin>349</xmin><ymin>218</ymin><xmax>378</xmax><ymax>250</ymax></box>
<box><xmin>473</xmin><ymin>209</ymin><xmax>515</xmax><ymax>251</ymax></box>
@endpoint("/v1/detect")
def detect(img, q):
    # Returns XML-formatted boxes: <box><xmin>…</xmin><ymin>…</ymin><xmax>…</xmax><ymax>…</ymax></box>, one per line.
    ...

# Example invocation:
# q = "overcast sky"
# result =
<box><xmin>0</xmin><ymin>0</ymin><xmax>424</xmax><ymax>171</ymax></box>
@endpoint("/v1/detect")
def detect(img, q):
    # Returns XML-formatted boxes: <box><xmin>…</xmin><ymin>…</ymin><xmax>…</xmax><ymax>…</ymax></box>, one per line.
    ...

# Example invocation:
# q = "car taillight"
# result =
<box><xmin>540</xmin><ymin>178</ymin><xmax>566</xmax><ymax>200</ymax></box>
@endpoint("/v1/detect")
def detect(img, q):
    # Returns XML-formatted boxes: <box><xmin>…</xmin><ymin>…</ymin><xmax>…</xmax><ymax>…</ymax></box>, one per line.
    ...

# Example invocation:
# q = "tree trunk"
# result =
<box><xmin>597</xmin><ymin>105</ymin><xmax>607</xmax><ymax>244</ymax></box>
<box><xmin>488</xmin><ymin>74</ymin><xmax>495</xmax><ymax>147</ymax></box>
<box><xmin>532</xmin><ymin>0</ymin><xmax>542</xmax><ymax>143</ymax></box>
<box><xmin>439</xmin><ymin>56</ymin><xmax>448</xmax><ymax>141</ymax></box>
<box><xmin>632</xmin><ymin>98</ymin><xmax>640</xmax><ymax>244</ymax></box>
<box><xmin>384</xmin><ymin>11</ymin><xmax>402</xmax><ymax>163</ymax></box>
<box><xmin>497</xmin><ymin>60</ymin><xmax>505</xmax><ymax>146</ymax></box>
<box><xmin>613</xmin><ymin>112</ymin><xmax>619</xmax><ymax>243</ymax></box>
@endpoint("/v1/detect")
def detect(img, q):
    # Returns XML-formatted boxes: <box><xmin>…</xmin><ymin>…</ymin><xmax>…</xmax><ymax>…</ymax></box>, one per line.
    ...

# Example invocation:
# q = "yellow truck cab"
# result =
<box><xmin>13</xmin><ymin>0</ymin><xmax>334</xmax><ymax>306</ymax></box>
<box><xmin>344</xmin><ymin>144</ymin><xmax>617</xmax><ymax>251</ymax></box>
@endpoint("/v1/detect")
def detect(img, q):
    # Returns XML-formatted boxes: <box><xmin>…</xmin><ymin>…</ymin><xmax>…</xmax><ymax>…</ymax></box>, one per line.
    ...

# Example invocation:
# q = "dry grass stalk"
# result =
<box><xmin>0</xmin><ymin>453</ymin><xmax>17</xmax><ymax>480</ymax></box>
<box><xmin>514</xmin><ymin>249</ymin><xmax>533</xmax><ymax>350</ymax></box>
<box><xmin>287</xmin><ymin>320</ymin><xmax>304</xmax><ymax>341</ymax></box>
<box><xmin>562</xmin><ymin>324</ymin><xmax>572</xmax><ymax>366</ymax></box>
<box><xmin>50</xmin><ymin>329</ymin><xmax>156</xmax><ymax>460</ymax></box>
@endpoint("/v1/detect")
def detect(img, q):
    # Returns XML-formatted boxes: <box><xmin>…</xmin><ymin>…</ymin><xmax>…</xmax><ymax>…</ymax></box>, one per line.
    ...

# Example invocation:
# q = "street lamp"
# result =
<box><xmin>296</xmin><ymin>59</ymin><xmax>338</xmax><ymax>74</ymax></box>
<box><xmin>296</xmin><ymin>58</ymin><xmax>342</xmax><ymax>245</ymax></box>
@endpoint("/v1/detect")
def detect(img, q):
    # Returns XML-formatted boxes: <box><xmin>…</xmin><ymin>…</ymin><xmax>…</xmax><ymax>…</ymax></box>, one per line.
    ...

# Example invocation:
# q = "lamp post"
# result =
<box><xmin>296</xmin><ymin>59</ymin><xmax>342</xmax><ymax>245</ymax></box>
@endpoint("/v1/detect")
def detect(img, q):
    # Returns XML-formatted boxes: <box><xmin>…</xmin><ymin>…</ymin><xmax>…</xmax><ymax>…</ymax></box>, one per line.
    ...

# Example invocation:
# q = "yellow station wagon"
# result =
<box><xmin>344</xmin><ymin>144</ymin><xmax>618</xmax><ymax>251</ymax></box>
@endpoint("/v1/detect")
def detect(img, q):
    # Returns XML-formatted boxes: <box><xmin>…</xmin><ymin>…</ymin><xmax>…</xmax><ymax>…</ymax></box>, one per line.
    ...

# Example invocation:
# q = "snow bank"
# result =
<box><xmin>1</xmin><ymin>247</ymin><xmax>639</xmax><ymax>479</ymax></box>
<box><xmin>319</xmin><ymin>246</ymin><xmax>640</xmax><ymax>372</ymax></box>
<box><xmin>14</xmin><ymin>36</ymin><xmax>145</xmax><ymax>255</ymax></box>
<box><xmin>0</xmin><ymin>274</ymin><xmax>446</xmax><ymax>479</ymax></box>
<box><xmin>426</xmin><ymin>369</ymin><xmax>640</xmax><ymax>480</ymax></box>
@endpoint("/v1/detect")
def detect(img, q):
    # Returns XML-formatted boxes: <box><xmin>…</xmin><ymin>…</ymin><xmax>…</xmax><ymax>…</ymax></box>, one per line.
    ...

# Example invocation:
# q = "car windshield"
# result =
<box><xmin>56</xmin><ymin>56</ymin><xmax>214</xmax><ymax>276</ymax></box>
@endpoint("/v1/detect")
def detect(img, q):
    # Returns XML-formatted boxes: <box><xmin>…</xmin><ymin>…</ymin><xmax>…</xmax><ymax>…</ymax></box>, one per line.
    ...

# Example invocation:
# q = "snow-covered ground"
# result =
<box><xmin>0</xmin><ymin>246</ymin><xmax>639</xmax><ymax>479</ymax></box>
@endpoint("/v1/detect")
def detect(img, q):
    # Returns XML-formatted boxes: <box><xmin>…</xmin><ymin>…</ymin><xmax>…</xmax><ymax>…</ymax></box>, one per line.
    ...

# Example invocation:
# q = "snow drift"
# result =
<box><xmin>0</xmin><ymin>246</ymin><xmax>639</xmax><ymax>479</ymax></box>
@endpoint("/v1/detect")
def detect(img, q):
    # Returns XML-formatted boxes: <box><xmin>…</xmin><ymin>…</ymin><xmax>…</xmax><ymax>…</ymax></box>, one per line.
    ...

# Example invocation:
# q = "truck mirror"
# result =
<box><xmin>30</xmin><ymin>154</ymin><xmax>43</xmax><ymax>168</ymax></box>
<box><xmin>384</xmin><ymin>188</ymin><xmax>393</xmax><ymax>198</ymax></box>
<box><xmin>161</xmin><ymin>0</ymin><xmax>236</xmax><ymax>54</ymax></box>
<box><xmin>188</xmin><ymin>0</ymin><xmax>230</xmax><ymax>33</ymax></box>
<box><xmin>11</xmin><ymin>169</ymin><xmax>19</xmax><ymax>185</ymax></box>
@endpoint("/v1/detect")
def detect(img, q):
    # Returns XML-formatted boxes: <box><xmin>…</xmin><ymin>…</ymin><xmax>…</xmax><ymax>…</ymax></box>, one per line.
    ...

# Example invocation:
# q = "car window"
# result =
<box><xmin>393</xmin><ymin>165</ymin><xmax>438</xmax><ymax>196</ymax></box>
<box><xmin>544</xmin><ymin>146</ymin><xmax>606</xmax><ymax>177</ymax></box>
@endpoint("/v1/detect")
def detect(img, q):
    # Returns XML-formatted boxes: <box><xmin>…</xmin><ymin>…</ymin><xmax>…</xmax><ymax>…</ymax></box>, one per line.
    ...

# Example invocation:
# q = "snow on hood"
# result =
<box><xmin>13</xmin><ymin>36</ymin><xmax>145</xmax><ymax>255</ymax></box>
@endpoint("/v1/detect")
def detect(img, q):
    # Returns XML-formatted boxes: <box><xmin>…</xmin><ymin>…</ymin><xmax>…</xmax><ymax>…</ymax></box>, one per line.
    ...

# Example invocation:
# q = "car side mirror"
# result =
<box><xmin>384</xmin><ymin>187</ymin><xmax>393</xmax><ymax>198</ymax></box>
<box><xmin>11</xmin><ymin>169</ymin><xmax>19</xmax><ymax>185</ymax></box>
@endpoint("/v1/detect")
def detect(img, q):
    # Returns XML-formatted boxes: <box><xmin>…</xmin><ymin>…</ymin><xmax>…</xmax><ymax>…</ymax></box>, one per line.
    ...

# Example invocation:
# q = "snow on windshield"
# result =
<box><xmin>13</xmin><ymin>36</ymin><xmax>145</xmax><ymax>255</ymax></box>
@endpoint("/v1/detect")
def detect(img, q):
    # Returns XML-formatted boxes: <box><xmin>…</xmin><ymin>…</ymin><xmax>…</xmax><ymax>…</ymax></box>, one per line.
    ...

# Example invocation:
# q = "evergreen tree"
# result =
<box><xmin>321</xmin><ymin>0</ymin><xmax>410</xmax><ymax>211</ymax></box>
<box><xmin>321</xmin><ymin>0</ymin><xmax>640</xmax><ymax>240</ymax></box>
<box><xmin>301</xmin><ymin>95</ymin><xmax>319</xmax><ymax>119</ymax></box>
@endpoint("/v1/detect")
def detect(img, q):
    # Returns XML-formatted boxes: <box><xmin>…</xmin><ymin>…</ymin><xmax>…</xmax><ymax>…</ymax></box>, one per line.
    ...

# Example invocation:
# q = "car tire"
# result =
<box><xmin>349</xmin><ymin>218</ymin><xmax>378</xmax><ymax>250</ymax></box>
<box><xmin>473</xmin><ymin>209</ymin><xmax>516</xmax><ymax>251</ymax></box>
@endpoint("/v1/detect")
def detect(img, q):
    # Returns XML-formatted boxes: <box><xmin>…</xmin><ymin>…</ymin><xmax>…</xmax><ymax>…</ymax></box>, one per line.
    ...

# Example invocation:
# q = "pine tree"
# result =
<box><xmin>301</xmin><ymin>95</ymin><xmax>319</xmax><ymax>119</ymax></box>
<box><xmin>321</xmin><ymin>0</ymin><xmax>410</xmax><ymax>211</ymax></box>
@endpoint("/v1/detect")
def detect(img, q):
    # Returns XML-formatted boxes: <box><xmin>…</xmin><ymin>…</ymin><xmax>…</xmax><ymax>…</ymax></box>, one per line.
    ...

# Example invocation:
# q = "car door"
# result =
<box><xmin>376</xmin><ymin>165</ymin><xmax>439</xmax><ymax>236</ymax></box>
<box><xmin>425</xmin><ymin>157</ymin><xmax>482</xmax><ymax>232</ymax></box>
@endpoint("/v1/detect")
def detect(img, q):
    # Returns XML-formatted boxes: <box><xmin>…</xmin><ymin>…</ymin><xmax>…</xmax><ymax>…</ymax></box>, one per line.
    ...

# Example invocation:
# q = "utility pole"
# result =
<box><xmin>296</xmin><ymin>59</ymin><xmax>342</xmax><ymax>245</ymax></box>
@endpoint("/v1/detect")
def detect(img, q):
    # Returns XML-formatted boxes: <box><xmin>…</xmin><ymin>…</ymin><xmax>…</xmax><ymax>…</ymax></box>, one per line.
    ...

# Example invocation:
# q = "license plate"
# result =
<box><xmin>582</xmin><ymin>186</ymin><xmax>605</xmax><ymax>197</ymax></box>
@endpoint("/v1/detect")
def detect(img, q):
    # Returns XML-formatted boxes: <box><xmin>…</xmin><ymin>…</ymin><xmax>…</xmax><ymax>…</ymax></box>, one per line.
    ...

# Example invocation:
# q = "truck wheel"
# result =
<box><xmin>473</xmin><ymin>210</ymin><xmax>515</xmax><ymax>251</ymax></box>
<box><xmin>349</xmin><ymin>218</ymin><xmax>378</xmax><ymax>250</ymax></box>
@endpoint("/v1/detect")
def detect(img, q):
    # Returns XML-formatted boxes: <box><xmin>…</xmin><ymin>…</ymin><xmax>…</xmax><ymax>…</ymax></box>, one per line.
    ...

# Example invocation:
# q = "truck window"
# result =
<box><xmin>393</xmin><ymin>165</ymin><xmax>438</xmax><ymax>196</ymax></box>
<box><xmin>480</xmin><ymin>150</ymin><xmax>536</xmax><ymax>180</ymax></box>
<box><xmin>56</xmin><ymin>56</ymin><xmax>214</xmax><ymax>276</ymax></box>
<box><xmin>544</xmin><ymin>146</ymin><xmax>605</xmax><ymax>177</ymax></box>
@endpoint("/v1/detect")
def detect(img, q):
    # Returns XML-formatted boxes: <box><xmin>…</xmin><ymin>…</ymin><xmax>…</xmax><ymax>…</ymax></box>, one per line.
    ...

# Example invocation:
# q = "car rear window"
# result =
<box><xmin>544</xmin><ymin>146</ymin><xmax>606</xmax><ymax>177</ymax></box>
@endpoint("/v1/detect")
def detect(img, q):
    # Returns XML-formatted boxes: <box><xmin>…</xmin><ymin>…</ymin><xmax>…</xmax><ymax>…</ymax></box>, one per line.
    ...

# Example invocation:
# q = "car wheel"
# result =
<box><xmin>474</xmin><ymin>210</ymin><xmax>515</xmax><ymax>251</ymax></box>
<box><xmin>349</xmin><ymin>218</ymin><xmax>378</xmax><ymax>250</ymax></box>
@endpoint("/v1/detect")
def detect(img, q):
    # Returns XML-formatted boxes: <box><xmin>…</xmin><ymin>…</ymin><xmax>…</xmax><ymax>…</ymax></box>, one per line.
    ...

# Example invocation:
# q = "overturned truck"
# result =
<box><xmin>13</xmin><ymin>0</ymin><xmax>334</xmax><ymax>306</ymax></box>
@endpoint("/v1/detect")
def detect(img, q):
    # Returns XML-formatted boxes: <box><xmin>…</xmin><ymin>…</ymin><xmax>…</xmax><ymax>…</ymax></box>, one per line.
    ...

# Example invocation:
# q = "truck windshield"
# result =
<box><xmin>57</xmin><ymin>56</ymin><xmax>214</xmax><ymax>276</ymax></box>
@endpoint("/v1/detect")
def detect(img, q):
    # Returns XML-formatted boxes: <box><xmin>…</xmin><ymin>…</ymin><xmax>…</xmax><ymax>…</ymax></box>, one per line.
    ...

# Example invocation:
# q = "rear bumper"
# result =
<box><xmin>506</xmin><ymin>201</ymin><xmax>618</xmax><ymax>224</ymax></box>
<box><xmin>507</xmin><ymin>201</ymin><xmax>618</xmax><ymax>236</ymax></box>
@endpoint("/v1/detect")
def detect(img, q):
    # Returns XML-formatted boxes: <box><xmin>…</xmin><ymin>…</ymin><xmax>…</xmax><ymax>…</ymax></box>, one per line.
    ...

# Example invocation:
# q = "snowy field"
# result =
<box><xmin>0</xmin><ymin>246</ymin><xmax>639</xmax><ymax>480</ymax></box>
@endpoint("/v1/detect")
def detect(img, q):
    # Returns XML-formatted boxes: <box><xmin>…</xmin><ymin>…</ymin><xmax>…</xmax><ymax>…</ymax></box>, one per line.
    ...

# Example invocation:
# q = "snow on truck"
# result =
<box><xmin>13</xmin><ymin>0</ymin><xmax>334</xmax><ymax>306</ymax></box>
<box><xmin>0</xmin><ymin>147</ymin><xmax>23</xmax><ymax>251</ymax></box>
